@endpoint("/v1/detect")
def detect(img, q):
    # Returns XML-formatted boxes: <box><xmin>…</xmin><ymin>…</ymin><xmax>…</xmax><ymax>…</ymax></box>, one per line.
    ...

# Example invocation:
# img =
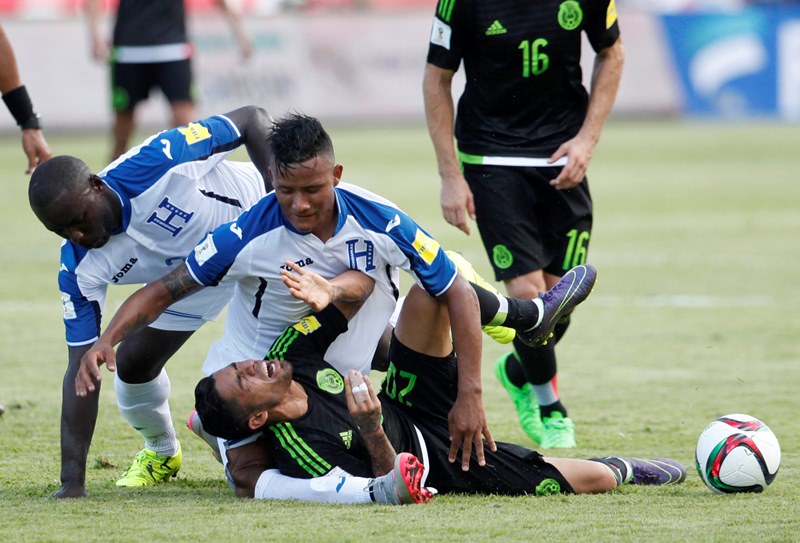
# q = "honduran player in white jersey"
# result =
<box><xmin>29</xmin><ymin>106</ymin><xmax>272</xmax><ymax>498</ymax></box>
<box><xmin>77</xmin><ymin>113</ymin><xmax>495</xmax><ymax>498</ymax></box>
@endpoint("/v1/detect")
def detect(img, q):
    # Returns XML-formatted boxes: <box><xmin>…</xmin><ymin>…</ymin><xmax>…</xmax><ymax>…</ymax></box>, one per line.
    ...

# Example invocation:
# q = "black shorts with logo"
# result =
<box><xmin>463</xmin><ymin>164</ymin><xmax>593</xmax><ymax>280</ymax></box>
<box><xmin>111</xmin><ymin>58</ymin><xmax>194</xmax><ymax>112</ymax></box>
<box><xmin>380</xmin><ymin>334</ymin><xmax>574</xmax><ymax>496</ymax></box>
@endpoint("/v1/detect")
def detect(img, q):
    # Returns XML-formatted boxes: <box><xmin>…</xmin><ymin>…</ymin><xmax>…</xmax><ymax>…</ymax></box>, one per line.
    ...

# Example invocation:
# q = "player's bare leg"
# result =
<box><xmin>170</xmin><ymin>100</ymin><xmax>196</xmax><ymax>128</ymax></box>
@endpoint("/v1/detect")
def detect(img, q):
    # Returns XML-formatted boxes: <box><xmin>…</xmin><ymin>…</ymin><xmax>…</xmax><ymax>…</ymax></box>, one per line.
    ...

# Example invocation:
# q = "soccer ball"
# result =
<box><xmin>695</xmin><ymin>414</ymin><xmax>781</xmax><ymax>494</ymax></box>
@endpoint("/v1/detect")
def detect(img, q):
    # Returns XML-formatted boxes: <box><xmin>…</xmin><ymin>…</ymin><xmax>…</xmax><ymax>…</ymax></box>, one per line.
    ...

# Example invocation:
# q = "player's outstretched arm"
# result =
<box><xmin>441</xmin><ymin>275</ymin><xmax>495</xmax><ymax>470</ymax></box>
<box><xmin>75</xmin><ymin>263</ymin><xmax>204</xmax><ymax>396</ymax></box>
<box><xmin>52</xmin><ymin>345</ymin><xmax>99</xmax><ymax>498</ymax></box>
<box><xmin>223</xmin><ymin>105</ymin><xmax>273</xmax><ymax>189</ymax></box>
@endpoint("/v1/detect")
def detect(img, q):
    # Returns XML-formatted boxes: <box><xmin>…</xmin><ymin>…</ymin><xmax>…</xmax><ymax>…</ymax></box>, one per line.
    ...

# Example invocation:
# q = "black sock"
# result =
<box><xmin>539</xmin><ymin>401</ymin><xmax>567</xmax><ymax>419</ymax></box>
<box><xmin>505</xmin><ymin>298</ymin><xmax>540</xmax><ymax>330</ymax></box>
<box><xmin>553</xmin><ymin>314</ymin><xmax>571</xmax><ymax>344</ymax></box>
<box><xmin>469</xmin><ymin>281</ymin><xmax>501</xmax><ymax>326</ymax></box>
<box><xmin>513</xmin><ymin>338</ymin><xmax>557</xmax><ymax>385</ymax></box>
<box><xmin>588</xmin><ymin>457</ymin><xmax>630</xmax><ymax>486</ymax></box>
<box><xmin>503</xmin><ymin>352</ymin><xmax>527</xmax><ymax>388</ymax></box>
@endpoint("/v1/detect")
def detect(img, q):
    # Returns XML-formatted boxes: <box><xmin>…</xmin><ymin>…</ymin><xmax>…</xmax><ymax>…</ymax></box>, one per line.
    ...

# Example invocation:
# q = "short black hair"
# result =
<box><xmin>270</xmin><ymin>113</ymin><xmax>334</xmax><ymax>178</ymax></box>
<box><xmin>194</xmin><ymin>375</ymin><xmax>256</xmax><ymax>441</ymax></box>
<box><xmin>28</xmin><ymin>155</ymin><xmax>92</xmax><ymax>209</ymax></box>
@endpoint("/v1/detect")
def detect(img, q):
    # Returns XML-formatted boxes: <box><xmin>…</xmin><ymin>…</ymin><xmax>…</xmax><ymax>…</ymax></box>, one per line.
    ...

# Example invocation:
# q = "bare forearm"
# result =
<box><xmin>101</xmin><ymin>264</ymin><xmax>202</xmax><ymax>346</ymax></box>
<box><xmin>423</xmin><ymin>64</ymin><xmax>461</xmax><ymax>179</ymax></box>
<box><xmin>581</xmin><ymin>38</ymin><xmax>625</xmax><ymax>145</ymax></box>
<box><xmin>0</xmin><ymin>27</ymin><xmax>22</xmax><ymax>92</ymax></box>
<box><xmin>445</xmin><ymin>278</ymin><xmax>482</xmax><ymax>397</ymax></box>
<box><xmin>361</xmin><ymin>427</ymin><xmax>397</xmax><ymax>476</ymax></box>
<box><xmin>85</xmin><ymin>0</ymin><xmax>102</xmax><ymax>41</ymax></box>
<box><xmin>59</xmin><ymin>346</ymin><xmax>98</xmax><ymax>492</ymax></box>
<box><xmin>329</xmin><ymin>270</ymin><xmax>375</xmax><ymax>304</ymax></box>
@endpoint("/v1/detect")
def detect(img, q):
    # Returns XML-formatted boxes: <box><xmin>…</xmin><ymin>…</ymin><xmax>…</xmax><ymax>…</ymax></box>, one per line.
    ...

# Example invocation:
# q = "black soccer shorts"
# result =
<box><xmin>463</xmin><ymin>163</ymin><xmax>593</xmax><ymax>280</ymax></box>
<box><xmin>111</xmin><ymin>58</ymin><xmax>194</xmax><ymax>112</ymax></box>
<box><xmin>380</xmin><ymin>333</ymin><xmax>574</xmax><ymax>496</ymax></box>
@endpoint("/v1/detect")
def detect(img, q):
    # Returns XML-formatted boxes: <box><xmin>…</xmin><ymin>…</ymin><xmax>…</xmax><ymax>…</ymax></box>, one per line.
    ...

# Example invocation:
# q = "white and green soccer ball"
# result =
<box><xmin>695</xmin><ymin>414</ymin><xmax>781</xmax><ymax>494</ymax></box>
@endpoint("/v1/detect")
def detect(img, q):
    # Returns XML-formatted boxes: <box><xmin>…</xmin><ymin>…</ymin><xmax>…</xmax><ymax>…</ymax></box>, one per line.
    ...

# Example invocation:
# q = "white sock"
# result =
<box><xmin>254</xmin><ymin>469</ymin><xmax>373</xmax><ymax>503</ymax></box>
<box><xmin>531</xmin><ymin>380</ymin><xmax>558</xmax><ymax>407</ymax></box>
<box><xmin>487</xmin><ymin>294</ymin><xmax>509</xmax><ymax>326</ymax></box>
<box><xmin>115</xmin><ymin>370</ymin><xmax>178</xmax><ymax>457</ymax></box>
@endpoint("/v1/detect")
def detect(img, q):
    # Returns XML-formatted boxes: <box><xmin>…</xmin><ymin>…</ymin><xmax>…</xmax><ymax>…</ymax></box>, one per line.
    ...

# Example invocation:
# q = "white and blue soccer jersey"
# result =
<box><xmin>186</xmin><ymin>182</ymin><xmax>458</xmax><ymax>376</ymax></box>
<box><xmin>58</xmin><ymin>114</ymin><xmax>267</xmax><ymax>347</ymax></box>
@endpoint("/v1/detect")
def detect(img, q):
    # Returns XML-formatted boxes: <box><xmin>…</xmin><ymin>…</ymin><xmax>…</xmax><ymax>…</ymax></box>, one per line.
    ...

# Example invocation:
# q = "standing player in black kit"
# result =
<box><xmin>423</xmin><ymin>0</ymin><xmax>624</xmax><ymax>448</ymax></box>
<box><xmin>87</xmin><ymin>0</ymin><xmax>252</xmax><ymax>160</ymax></box>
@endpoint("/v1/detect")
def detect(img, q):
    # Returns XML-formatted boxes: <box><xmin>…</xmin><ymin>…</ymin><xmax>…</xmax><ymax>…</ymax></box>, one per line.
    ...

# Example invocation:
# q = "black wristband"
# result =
<box><xmin>2</xmin><ymin>85</ymin><xmax>41</xmax><ymax>130</ymax></box>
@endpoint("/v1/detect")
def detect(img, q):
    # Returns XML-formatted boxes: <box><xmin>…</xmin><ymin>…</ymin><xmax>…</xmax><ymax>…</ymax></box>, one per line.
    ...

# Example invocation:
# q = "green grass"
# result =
<box><xmin>1</xmin><ymin>120</ymin><xmax>798</xmax><ymax>542</ymax></box>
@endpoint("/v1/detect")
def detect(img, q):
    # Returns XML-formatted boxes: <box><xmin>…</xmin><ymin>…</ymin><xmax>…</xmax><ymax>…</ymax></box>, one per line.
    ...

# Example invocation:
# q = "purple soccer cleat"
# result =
<box><xmin>517</xmin><ymin>264</ymin><xmax>597</xmax><ymax>347</ymax></box>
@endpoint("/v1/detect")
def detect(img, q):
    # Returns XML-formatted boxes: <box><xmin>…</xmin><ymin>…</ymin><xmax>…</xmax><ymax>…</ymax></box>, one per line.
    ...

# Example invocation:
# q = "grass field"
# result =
<box><xmin>1</xmin><ymin>119</ymin><xmax>798</xmax><ymax>542</ymax></box>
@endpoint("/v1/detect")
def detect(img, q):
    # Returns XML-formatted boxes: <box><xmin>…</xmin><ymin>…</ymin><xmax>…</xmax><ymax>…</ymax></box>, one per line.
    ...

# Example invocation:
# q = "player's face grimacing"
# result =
<box><xmin>271</xmin><ymin>154</ymin><xmax>342</xmax><ymax>239</ymax></box>
<box><xmin>33</xmin><ymin>176</ymin><xmax>119</xmax><ymax>249</ymax></box>
<box><xmin>213</xmin><ymin>359</ymin><xmax>293</xmax><ymax>415</ymax></box>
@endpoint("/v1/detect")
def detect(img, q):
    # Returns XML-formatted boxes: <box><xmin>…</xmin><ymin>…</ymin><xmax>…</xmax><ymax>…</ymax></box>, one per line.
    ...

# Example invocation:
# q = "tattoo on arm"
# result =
<box><xmin>361</xmin><ymin>429</ymin><xmax>396</xmax><ymax>476</ymax></box>
<box><xmin>162</xmin><ymin>263</ymin><xmax>203</xmax><ymax>303</ymax></box>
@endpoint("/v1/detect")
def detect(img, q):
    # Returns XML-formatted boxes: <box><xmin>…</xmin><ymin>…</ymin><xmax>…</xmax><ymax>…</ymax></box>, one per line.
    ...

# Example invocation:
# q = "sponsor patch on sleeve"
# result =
<box><xmin>193</xmin><ymin>233</ymin><xmax>218</xmax><ymax>266</ymax></box>
<box><xmin>606</xmin><ymin>0</ymin><xmax>617</xmax><ymax>29</ymax></box>
<box><xmin>178</xmin><ymin>122</ymin><xmax>212</xmax><ymax>145</ymax></box>
<box><xmin>61</xmin><ymin>292</ymin><xmax>76</xmax><ymax>320</ymax></box>
<box><xmin>293</xmin><ymin>315</ymin><xmax>322</xmax><ymax>335</ymax></box>
<box><xmin>430</xmin><ymin>18</ymin><xmax>452</xmax><ymax>49</ymax></box>
<box><xmin>412</xmin><ymin>229</ymin><xmax>441</xmax><ymax>266</ymax></box>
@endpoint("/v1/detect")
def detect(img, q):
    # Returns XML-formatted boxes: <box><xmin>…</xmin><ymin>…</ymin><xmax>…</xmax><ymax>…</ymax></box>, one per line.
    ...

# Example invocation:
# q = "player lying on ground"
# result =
<box><xmin>195</xmin><ymin>264</ymin><xmax>686</xmax><ymax>501</ymax></box>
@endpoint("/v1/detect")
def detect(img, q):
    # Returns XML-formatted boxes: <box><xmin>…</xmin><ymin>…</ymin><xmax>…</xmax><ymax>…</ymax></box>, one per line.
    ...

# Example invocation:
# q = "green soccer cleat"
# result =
<box><xmin>446</xmin><ymin>250</ymin><xmax>516</xmax><ymax>344</ymax></box>
<box><xmin>539</xmin><ymin>412</ymin><xmax>576</xmax><ymax>449</ymax></box>
<box><xmin>116</xmin><ymin>443</ymin><xmax>182</xmax><ymax>487</ymax></box>
<box><xmin>494</xmin><ymin>353</ymin><xmax>543</xmax><ymax>443</ymax></box>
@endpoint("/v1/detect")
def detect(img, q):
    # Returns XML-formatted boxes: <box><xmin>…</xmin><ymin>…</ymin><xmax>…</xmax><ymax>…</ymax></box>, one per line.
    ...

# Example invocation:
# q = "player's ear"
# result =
<box><xmin>332</xmin><ymin>163</ymin><xmax>343</xmax><ymax>186</ymax></box>
<box><xmin>248</xmin><ymin>410</ymin><xmax>269</xmax><ymax>430</ymax></box>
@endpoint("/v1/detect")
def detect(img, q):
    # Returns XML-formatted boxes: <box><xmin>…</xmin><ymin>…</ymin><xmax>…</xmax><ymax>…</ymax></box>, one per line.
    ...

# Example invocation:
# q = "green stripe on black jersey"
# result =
<box><xmin>438</xmin><ymin>0</ymin><xmax>456</xmax><ymax>23</ymax></box>
<box><xmin>265</xmin><ymin>327</ymin><xmax>300</xmax><ymax>360</ymax></box>
<box><xmin>270</xmin><ymin>422</ymin><xmax>332</xmax><ymax>477</ymax></box>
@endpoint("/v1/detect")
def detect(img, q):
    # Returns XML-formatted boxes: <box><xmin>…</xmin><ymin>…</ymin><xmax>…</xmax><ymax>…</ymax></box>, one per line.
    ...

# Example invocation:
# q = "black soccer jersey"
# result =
<box><xmin>260</xmin><ymin>307</ymin><xmax>574</xmax><ymax>496</ymax></box>
<box><xmin>260</xmin><ymin>307</ymin><xmax>387</xmax><ymax>479</ymax></box>
<box><xmin>427</xmin><ymin>0</ymin><xmax>620</xmax><ymax>156</ymax></box>
<box><xmin>260</xmin><ymin>308</ymin><xmax>428</xmax><ymax>481</ymax></box>
<box><xmin>113</xmin><ymin>0</ymin><xmax>188</xmax><ymax>47</ymax></box>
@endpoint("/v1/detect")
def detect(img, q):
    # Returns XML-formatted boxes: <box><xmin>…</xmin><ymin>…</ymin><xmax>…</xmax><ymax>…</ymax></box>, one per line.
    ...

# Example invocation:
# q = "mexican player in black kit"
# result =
<box><xmin>423</xmin><ymin>0</ymin><xmax>625</xmax><ymax>449</ymax></box>
<box><xmin>195</xmin><ymin>274</ymin><xmax>686</xmax><ymax>500</ymax></box>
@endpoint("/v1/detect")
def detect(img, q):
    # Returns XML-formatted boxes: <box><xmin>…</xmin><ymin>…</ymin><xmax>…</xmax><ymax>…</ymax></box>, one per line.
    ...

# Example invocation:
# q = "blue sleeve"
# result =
<box><xmin>384</xmin><ymin>210</ymin><xmax>457</xmax><ymax>296</ymax></box>
<box><xmin>102</xmin><ymin>114</ymin><xmax>243</xmax><ymax>201</ymax></box>
<box><xmin>186</xmin><ymin>195</ymin><xmax>282</xmax><ymax>286</ymax></box>
<box><xmin>59</xmin><ymin>243</ymin><xmax>102</xmax><ymax>346</ymax></box>
<box><xmin>340</xmin><ymin>191</ymin><xmax>457</xmax><ymax>297</ymax></box>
